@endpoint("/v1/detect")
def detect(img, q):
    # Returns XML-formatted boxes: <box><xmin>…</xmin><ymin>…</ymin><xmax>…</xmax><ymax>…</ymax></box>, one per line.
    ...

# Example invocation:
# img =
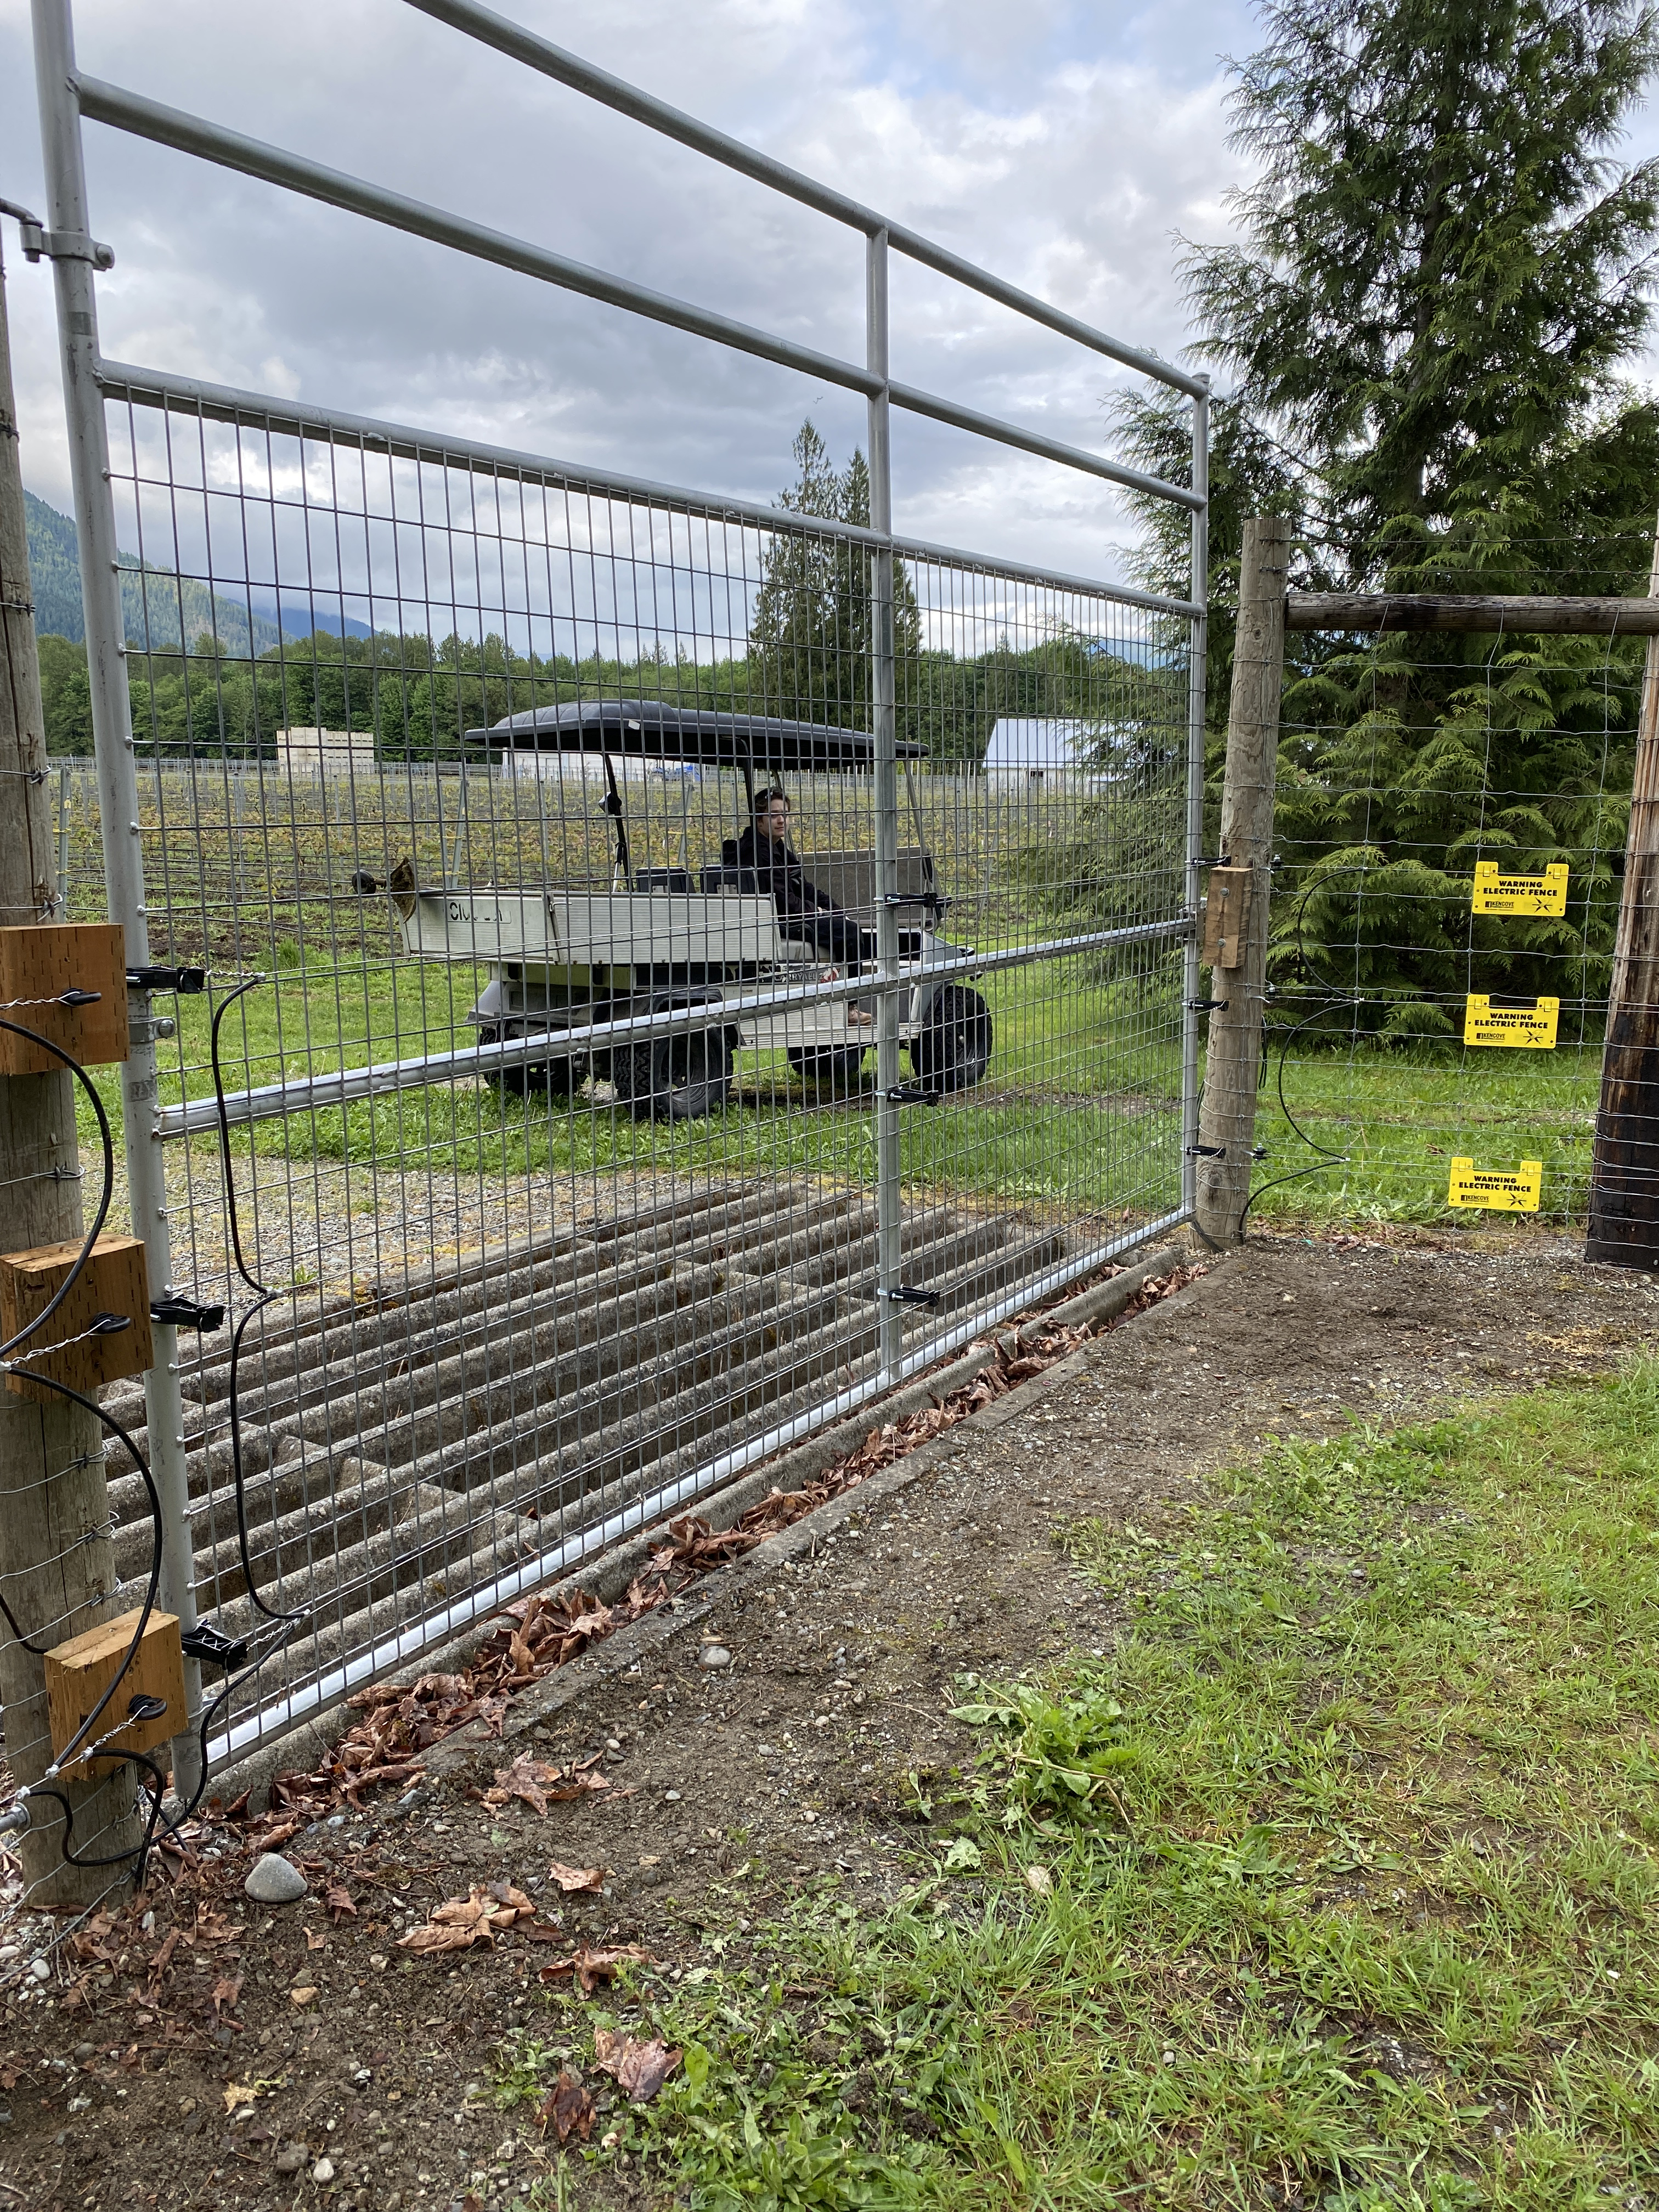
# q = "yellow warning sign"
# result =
<box><xmin>1447</xmin><ymin>1158</ymin><xmax>1543</xmax><ymax>1212</ymax></box>
<box><xmin>1471</xmin><ymin>861</ymin><xmax>1568</xmax><ymax>917</ymax></box>
<box><xmin>1463</xmin><ymin>994</ymin><xmax>1560</xmax><ymax>1049</ymax></box>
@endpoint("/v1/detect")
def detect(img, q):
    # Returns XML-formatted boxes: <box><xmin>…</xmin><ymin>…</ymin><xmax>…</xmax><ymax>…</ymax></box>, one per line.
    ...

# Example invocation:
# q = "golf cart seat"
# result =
<box><xmin>792</xmin><ymin>848</ymin><xmax>940</xmax><ymax>923</ymax></box>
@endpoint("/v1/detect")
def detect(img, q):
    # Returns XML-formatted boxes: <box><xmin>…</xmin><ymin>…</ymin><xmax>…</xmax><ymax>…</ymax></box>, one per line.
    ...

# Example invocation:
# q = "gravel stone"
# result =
<box><xmin>244</xmin><ymin>1852</ymin><xmax>309</xmax><ymax>1905</ymax></box>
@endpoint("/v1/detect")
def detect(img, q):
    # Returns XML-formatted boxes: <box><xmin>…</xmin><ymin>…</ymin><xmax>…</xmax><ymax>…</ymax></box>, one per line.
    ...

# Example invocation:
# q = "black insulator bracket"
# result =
<box><xmin>126</xmin><ymin>966</ymin><xmax>207</xmax><ymax>995</ymax></box>
<box><xmin>879</xmin><ymin>1284</ymin><xmax>942</xmax><ymax>1307</ymax></box>
<box><xmin>1186</xmin><ymin>1144</ymin><xmax>1226</xmax><ymax>1159</ymax></box>
<box><xmin>57</xmin><ymin>988</ymin><xmax>102</xmax><ymax>1008</ymax></box>
<box><xmin>181</xmin><ymin>1623</ymin><xmax>250</xmax><ymax>1672</ymax></box>
<box><xmin>884</xmin><ymin>1085</ymin><xmax>940</xmax><ymax>1105</ymax></box>
<box><xmin>125</xmin><ymin>1694</ymin><xmax>168</xmax><ymax>1723</ymax></box>
<box><xmin>1187</xmin><ymin>997</ymin><xmax>1229</xmax><ymax>1012</ymax></box>
<box><xmin>150</xmin><ymin>1296</ymin><xmax>227</xmax><ymax>1331</ymax></box>
<box><xmin>89</xmin><ymin>1312</ymin><xmax>131</xmax><ymax>1336</ymax></box>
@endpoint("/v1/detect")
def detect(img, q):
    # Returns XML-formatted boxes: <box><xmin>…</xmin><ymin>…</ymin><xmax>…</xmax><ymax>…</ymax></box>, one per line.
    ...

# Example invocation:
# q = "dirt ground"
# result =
<box><xmin>3</xmin><ymin>1223</ymin><xmax>1656</xmax><ymax>2212</ymax></box>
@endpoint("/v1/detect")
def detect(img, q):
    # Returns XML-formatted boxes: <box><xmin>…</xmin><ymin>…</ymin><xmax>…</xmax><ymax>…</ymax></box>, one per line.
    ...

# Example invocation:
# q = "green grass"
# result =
<box><xmin>1246</xmin><ymin>1041</ymin><xmax>1601</xmax><ymax>1228</ymax></box>
<box><xmin>495</xmin><ymin>1362</ymin><xmax>1659</xmax><ymax>2208</ymax></box>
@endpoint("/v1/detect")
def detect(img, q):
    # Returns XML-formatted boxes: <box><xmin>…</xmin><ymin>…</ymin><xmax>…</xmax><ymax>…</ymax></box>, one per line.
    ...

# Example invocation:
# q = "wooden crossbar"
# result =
<box><xmin>1285</xmin><ymin>592</ymin><xmax>1659</xmax><ymax>634</ymax></box>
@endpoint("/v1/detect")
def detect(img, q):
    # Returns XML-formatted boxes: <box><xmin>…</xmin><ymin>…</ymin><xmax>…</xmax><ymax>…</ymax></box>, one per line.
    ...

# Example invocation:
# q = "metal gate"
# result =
<box><xmin>30</xmin><ymin>0</ymin><xmax>1207</xmax><ymax>1776</ymax></box>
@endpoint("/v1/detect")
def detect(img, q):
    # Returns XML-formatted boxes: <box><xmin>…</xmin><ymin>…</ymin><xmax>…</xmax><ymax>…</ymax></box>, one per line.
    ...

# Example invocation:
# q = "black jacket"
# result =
<box><xmin>719</xmin><ymin>825</ymin><xmax>834</xmax><ymax>918</ymax></box>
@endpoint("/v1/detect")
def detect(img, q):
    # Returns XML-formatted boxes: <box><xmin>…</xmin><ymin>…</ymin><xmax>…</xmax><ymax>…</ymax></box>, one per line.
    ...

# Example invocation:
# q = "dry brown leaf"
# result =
<box><xmin>210</xmin><ymin>1977</ymin><xmax>244</xmax><ymax>2024</ymax></box>
<box><xmin>537</xmin><ymin>1943</ymin><xmax>653</xmax><ymax>1994</ymax></box>
<box><xmin>546</xmin><ymin>1861</ymin><xmax>605</xmax><ymax>1894</ymax></box>
<box><xmin>303</xmin><ymin>1928</ymin><xmax>326</xmax><ymax>1952</ymax></box>
<box><xmin>324</xmin><ymin>1882</ymin><xmax>358</xmax><ymax>1924</ymax></box>
<box><xmin>535</xmin><ymin>2069</ymin><xmax>595</xmax><ymax>2144</ymax></box>
<box><xmin>592</xmin><ymin>2028</ymin><xmax>682</xmax><ymax>2102</ymax></box>
<box><xmin>399</xmin><ymin>1882</ymin><xmax>535</xmax><ymax>1954</ymax></box>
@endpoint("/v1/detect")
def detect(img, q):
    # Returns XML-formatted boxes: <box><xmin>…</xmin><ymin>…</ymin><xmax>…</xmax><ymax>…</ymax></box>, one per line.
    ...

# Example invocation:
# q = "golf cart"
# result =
<box><xmin>391</xmin><ymin>699</ymin><xmax>993</xmax><ymax>1118</ymax></box>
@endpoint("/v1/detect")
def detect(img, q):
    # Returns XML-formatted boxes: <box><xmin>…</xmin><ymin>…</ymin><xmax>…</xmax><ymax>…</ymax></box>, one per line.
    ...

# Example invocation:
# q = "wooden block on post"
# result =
<box><xmin>44</xmin><ymin>1607</ymin><xmax>185</xmax><ymax>1768</ymax></box>
<box><xmin>0</xmin><ymin>923</ymin><xmax>128</xmax><ymax>1075</ymax></box>
<box><xmin>0</xmin><ymin>1232</ymin><xmax>152</xmax><ymax>1401</ymax></box>
<box><xmin>1201</xmin><ymin>866</ymin><xmax>1253</xmax><ymax>970</ymax></box>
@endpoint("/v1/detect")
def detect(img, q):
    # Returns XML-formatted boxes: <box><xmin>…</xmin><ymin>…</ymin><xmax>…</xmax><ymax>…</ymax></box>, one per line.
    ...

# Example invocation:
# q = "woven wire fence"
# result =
<box><xmin>35</xmin><ymin>393</ymin><xmax>1192</xmax><ymax>1774</ymax></box>
<box><xmin>1233</xmin><ymin>554</ymin><xmax>1640</xmax><ymax>1244</ymax></box>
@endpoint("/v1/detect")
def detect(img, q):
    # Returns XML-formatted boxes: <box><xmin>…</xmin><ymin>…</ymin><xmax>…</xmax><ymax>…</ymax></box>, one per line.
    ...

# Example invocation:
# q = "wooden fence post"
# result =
<box><xmin>1587</xmin><ymin>517</ymin><xmax>1659</xmax><ymax>1268</ymax></box>
<box><xmin>1195</xmin><ymin>515</ymin><xmax>1291</xmax><ymax>1246</ymax></box>
<box><xmin>0</xmin><ymin>228</ymin><xmax>142</xmax><ymax>1899</ymax></box>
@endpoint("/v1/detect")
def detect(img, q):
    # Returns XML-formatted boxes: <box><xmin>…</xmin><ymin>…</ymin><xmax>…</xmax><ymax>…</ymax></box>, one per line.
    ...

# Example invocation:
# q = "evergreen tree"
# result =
<box><xmin>1115</xmin><ymin>0</ymin><xmax>1659</xmax><ymax>1036</ymax></box>
<box><xmin>749</xmin><ymin>421</ymin><xmax>921</xmax><ymax>728</ymax></box>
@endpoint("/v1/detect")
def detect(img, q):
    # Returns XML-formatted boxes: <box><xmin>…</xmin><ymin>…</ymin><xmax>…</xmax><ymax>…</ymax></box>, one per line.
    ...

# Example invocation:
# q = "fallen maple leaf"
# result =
<box><xmin>399</xmin><ymin>1883</ymin><xmax>535</xmax><ymax>1954</ymax></box>
<box><xmin>535</xmin><ymin>2069</ymin><xmax>595</xmax><ymax>2145</ymax></box>
<box><xmin>304</xmin><ymin>1928</ymin><xmax>326</xmax><ymax>1951</ymax></box>
<box><xmin>210</xmin><ymin>1976</ymin><xmax>244</xmax><ymax>2025</ymax></box>
<box><xmin>546</xmin><ymin>1861</ymin><xmax>605</xmax><ymax>1894</ymax></box>
<box><xmin>592</xmin><ymin>2028</ymin><xmax>682</xmax><ymax>2103</ymax></box>
<box><xmin>324</xmin><ymin>1882</ymin><xmax>358</xmax><ymax>1923</ymax></box>
<box><xmin>537</xmin><ymin>1943</ymin><xmax>653</xmax><ymax>1994</ymax></box>
<box><xmin>485</xmin><ymin>1754</ymin><xmax>610</xmax><ymax>1816</ymax></box>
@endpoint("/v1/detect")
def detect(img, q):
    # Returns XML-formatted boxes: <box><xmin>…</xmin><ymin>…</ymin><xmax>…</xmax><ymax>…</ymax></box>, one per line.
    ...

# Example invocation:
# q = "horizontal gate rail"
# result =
<box><xmin>93</xmin><ymin>360</ymin><xmax>1205</xmax><ymax>622</ymax></box>
<box><xmin>157</xmin><ymin>918</ymin><xmax>1191</xmax><ymax>1140</ymax></box>
<box><xmin>74</xmin><ymin>77</ymin><xmax>1203</xmax><ymax>514</ymax></box>
<box><xmin>404</xmin><ymin>0</ymin><xmax>1208</xmax><ymax>398</ymax></box>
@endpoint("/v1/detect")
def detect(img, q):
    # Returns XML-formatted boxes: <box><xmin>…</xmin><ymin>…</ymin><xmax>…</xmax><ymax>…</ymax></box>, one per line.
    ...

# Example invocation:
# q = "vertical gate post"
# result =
<box><xmin>0</xmin><ymin>218</ymin><xmax>143</xmax><ymax>1898</ymax></box>
<box><xmin>1181</xmin><ymin>381</ymin><xmax>1210</xmax><ymax>1223</ymax></box>
<box><xmin>866</xmin><ymin>226</ymin><xmax>903</xmax><ymax>1384</ymax></box>
<box><xmin>32</xmin><ymin>0</ymin><xmax>202</xmax><ymax>1797</ymax></box>
<box><xmin>1587</xmin><ymin>515</ymin><xmax>1659</xmax><ymax>1267</ymax></box>
<box><xmin>1194</xmin><ymin>514</ymin><xmax>1290</xmax><ymax>1245</ymax></box>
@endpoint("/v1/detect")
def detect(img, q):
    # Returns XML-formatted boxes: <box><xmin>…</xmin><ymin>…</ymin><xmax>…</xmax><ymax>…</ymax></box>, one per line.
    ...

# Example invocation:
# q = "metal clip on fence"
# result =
<box><xmin>879</xmin><ymin>1285</ymin><xmax>942</xmax><ymax>1308</ymax></box>
<box><xmin>884</xmin><ymin>1085</ymin><xmax>941</xmax><ymax>1105</ymax></box>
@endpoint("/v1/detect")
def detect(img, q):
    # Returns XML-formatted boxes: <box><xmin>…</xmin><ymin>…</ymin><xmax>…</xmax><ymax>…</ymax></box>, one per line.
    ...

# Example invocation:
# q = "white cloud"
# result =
<box><xmin>1</xmin><ymin>0</ymin><xmax>1251</xmax><ymax>590</ymax></box>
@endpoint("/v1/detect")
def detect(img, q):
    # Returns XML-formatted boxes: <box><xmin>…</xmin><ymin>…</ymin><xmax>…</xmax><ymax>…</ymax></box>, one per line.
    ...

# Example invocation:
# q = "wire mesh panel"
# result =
<box><xmin>1237</xmin><ymin>579</ymin><xmax>1639</xmax><ymax>1243</ymax></box>
<box><xmin>84</xmin><ymin>393</ymin><xmax>1192</xmax><ymax>1762</ymax></box>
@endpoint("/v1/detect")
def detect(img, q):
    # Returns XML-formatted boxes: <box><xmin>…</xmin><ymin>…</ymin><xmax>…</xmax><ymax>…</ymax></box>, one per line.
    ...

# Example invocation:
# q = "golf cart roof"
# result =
<box><xmin>466</xmin><ymin>698</ymin><xmax>924</xmax><ymax>770</ymax></box>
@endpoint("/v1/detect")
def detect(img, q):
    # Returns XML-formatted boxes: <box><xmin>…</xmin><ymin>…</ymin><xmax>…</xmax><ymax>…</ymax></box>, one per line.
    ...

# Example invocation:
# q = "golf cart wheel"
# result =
<box><xmin>613</xmin><ymin>1027</ymin><xmax>735</xmax><ymax>1121</ymax></box>
<box><xmin>477</xmin><ymin>1024</ymin><xmax>586</xmax><ymax>1099</ymax></box>
<box><xmin>909</xmin><ymin>985</ymin><xmax>993</xmax><ymax>1094</ymax></box>
<box><xmin>787</xmin><ymin>1045</ymin><xmax>868</xmax><ymax>1092</ymax></box>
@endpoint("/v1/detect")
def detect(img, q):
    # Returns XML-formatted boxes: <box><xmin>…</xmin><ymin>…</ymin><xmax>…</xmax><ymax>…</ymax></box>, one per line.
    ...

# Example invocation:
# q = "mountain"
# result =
<box><xmin>25</xmin><ymin>489</ymin><xmax>287</xmax><ymax>655</ymax></box>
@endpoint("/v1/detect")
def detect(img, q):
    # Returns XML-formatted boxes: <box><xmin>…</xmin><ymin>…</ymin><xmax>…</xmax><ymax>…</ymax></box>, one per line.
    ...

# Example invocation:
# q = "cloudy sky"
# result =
<box><xmin>4</xmin><ymin>0</ymin><xmax>1656</xmax><ymax>596</ymax></box>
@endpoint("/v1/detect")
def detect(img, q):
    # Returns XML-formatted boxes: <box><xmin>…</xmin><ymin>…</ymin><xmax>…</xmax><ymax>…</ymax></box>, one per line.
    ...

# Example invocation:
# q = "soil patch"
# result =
<box><xmin>3</xmin><ymin>1227</ymin><xmax>1655</xmax><ymax>2210</ymax></box>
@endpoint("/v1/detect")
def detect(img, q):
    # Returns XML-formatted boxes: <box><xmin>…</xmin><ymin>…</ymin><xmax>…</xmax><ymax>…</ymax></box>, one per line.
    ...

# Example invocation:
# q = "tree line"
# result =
<box><xmin>33</xmin><ymin>422</ymin><xmax>1178</xmax><ymax>775</ymax></box>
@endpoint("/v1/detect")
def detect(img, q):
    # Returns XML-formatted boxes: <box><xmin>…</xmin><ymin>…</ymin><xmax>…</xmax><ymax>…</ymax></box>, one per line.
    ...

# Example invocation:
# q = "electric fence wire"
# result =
<box><xmin>0</xmin><ymin>994</ymin><xmax>304</xmax><ymax>1889</ymax></box>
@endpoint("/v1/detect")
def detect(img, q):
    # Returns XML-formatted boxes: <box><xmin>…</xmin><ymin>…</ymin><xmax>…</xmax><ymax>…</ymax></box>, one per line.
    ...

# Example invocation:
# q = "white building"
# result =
<box><xmin>981</xmin><ymin>717</ymin><xmax>1120</xmax><ymax>786</ymax></box>
<box><xmin>275</xmin><ymin>726</ymin><xmax>377</xmax><ymax>777</ymax></box>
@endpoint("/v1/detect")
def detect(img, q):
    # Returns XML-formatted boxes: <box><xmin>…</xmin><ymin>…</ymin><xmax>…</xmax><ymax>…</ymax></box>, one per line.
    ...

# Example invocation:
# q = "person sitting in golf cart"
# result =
<box><xmin>722</xmin><ymin>789</ymin><xmax>873</xmax><ymax>1007</ymax></box>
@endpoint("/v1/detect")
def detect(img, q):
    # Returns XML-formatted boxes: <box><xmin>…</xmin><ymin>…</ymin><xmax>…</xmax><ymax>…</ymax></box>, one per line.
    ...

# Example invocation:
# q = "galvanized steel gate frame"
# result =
<box><xmin>27</xmin><ymin>0</ymin><xmax>1209</xmax><ymax>1781</ymax></box>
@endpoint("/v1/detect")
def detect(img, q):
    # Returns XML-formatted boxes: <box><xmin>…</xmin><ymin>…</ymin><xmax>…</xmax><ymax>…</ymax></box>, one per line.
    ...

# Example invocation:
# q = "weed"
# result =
<box><xmin>538</xmin><ymin>1363</ymin><xmax>1659</xmax><ymax>2208</ymax></box>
